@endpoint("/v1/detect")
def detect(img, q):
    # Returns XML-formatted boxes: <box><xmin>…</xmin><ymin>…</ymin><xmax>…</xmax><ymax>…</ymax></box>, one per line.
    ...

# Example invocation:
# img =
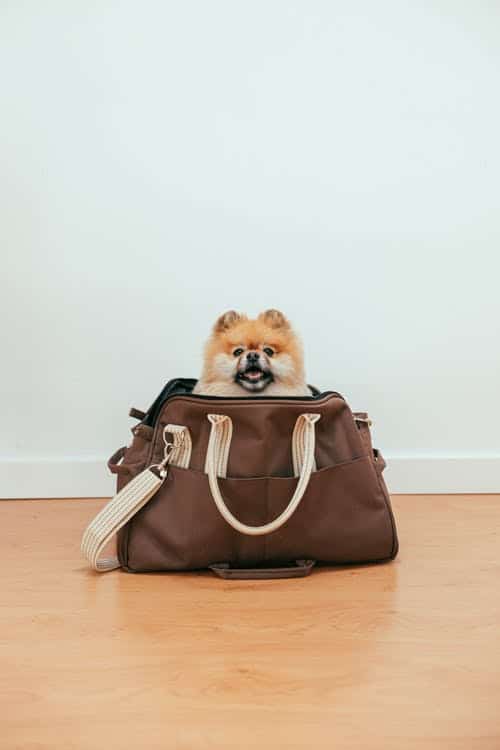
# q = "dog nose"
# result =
<box><xmin>247</xmin><ymin>351</ymin><xmax>260</xmax><ymax>363</ymax></box>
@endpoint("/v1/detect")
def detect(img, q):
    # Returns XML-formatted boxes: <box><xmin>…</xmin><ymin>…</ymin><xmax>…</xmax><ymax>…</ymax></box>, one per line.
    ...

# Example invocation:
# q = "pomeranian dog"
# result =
<box><xmin>193</xmin><ymin>309</ymin><xmax>311</xmax><ymax>397</ymax></box>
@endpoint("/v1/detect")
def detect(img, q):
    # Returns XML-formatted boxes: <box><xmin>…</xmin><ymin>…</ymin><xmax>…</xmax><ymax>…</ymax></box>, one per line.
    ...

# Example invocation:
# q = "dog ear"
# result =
<box><xmin>258</xmin><ymin>309</ymin><xmax>290</xmax><ymax>330</ymax></box>
<box><xmin>213</xmin><ymin>310</ymin><xmax>245</xmax><ymax>333</ymax></box>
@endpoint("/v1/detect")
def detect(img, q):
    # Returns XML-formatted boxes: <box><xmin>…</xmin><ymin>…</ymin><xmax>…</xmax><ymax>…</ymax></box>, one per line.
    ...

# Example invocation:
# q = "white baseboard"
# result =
<box><xmin>1</xmin><ymin>457</ymin><xmax>116</xmax><ymax>499</ymax></box>
<box><xmin>0</xmin><ymin>455</ymin><xmax>499</xmax><ymax>499</ymax></box>
<box><xmin>384</xmin><ymin>456</ymin><xmax>500</xmax><ymax>494</ymax></box>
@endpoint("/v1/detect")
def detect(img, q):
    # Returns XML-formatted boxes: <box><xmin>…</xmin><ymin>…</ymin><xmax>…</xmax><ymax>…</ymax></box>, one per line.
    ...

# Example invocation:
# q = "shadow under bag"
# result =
<box><xmin>82</xmin><ymin>379</ymin><xmax>398</xmax><ymax>579</ymax></box>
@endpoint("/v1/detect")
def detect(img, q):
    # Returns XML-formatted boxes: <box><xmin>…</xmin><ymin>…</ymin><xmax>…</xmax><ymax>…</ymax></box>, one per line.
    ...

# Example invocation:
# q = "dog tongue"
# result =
<box><xmin>246</xmin><ymin>370</ymin><xmax>262</xmax><ymax>380</ymax></box>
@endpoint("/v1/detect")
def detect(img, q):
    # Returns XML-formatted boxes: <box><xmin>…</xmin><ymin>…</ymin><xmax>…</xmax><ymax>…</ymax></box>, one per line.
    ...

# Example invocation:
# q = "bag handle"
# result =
<box><xmin>206</xmin><ymin>413</ymin><xmax>320</xmax><ymax>537</ymax></box>
<box><xmin>209</xmin><ymin>560</ymin><xmax>315</xmax><ymax>579</ymax></box>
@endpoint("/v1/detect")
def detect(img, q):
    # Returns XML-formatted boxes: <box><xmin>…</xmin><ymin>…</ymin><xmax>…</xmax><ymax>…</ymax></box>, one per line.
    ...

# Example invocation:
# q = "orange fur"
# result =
<box><xmin>194</xmin><ymin>310</ymin><xmax>310</xmax><ymax>397</ymax></box>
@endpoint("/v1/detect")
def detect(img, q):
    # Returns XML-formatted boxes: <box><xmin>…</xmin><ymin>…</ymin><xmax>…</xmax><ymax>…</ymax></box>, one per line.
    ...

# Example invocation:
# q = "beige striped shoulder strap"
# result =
<box><xmin>81</xmin><ymin>424</ymin><xmax>191</xmax><ymax>572</ymax></box>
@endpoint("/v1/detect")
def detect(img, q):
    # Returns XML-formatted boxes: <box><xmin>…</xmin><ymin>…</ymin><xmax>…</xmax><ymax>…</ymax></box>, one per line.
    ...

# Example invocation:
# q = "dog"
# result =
<box><xmin>193</xmin><ymin>309</ymin><xmax>311</xmax><ymax>397</ymax></box>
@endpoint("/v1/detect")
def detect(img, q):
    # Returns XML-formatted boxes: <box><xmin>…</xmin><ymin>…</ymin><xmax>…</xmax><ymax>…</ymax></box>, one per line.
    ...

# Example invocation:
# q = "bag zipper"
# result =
<box><xmin>143</xmin><ymin>377</ymin><xmax>343</xmax><ymax>428</ymax></box>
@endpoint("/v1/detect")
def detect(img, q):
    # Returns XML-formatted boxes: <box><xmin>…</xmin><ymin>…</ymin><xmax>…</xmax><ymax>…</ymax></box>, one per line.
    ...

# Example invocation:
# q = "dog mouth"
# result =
<box><xmin>236</xmin><ymin>365</ymin><xmax>273</xmax><ymax>391</ymax></box>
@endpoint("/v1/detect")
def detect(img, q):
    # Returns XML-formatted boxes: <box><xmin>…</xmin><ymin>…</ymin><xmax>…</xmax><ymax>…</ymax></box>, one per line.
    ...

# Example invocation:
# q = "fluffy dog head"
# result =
<box><xmin>196</xmin><ymin>309</ymin><xmax>307</xmax><ymax>396</ymax></box>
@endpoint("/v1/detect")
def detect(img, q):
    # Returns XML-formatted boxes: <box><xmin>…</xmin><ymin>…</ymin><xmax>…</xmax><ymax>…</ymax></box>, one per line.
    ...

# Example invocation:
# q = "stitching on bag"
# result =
<box><xmin>365</xmin><ymin>456</ymin><xmax>398</xmax><ymax>559</ymax></box>
<box><xmin>264</xmin><ymin>477</ymin><xmax>268</xmax><ymax>563</ymax></box>
<box><xmin>376</xmin><ymin>471</ymin><xmax>398</xmax><ymax>559</ymax></box>
<box><xmin>160</xmin><ymin>454</ymin><xmax>369</xmax><ymax>480</ymax></box>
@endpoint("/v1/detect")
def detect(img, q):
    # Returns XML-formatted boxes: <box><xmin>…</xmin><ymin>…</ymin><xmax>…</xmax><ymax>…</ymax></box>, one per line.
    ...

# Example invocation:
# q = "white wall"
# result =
<box><xmin>1</xmin><ymin>1</ymin><xmax>499</xmax><ymax>497</ymax></box>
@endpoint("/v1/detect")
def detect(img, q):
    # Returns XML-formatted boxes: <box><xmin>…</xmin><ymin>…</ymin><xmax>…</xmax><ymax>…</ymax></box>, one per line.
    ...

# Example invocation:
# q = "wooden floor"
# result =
<box><xmin>1</xmin><ymin>496</ymin><xmax>499</xmax><ymax>749</ymax></box>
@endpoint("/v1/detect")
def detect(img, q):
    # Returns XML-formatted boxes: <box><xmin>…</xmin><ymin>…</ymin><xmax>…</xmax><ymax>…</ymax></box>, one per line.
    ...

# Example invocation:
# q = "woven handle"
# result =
<box><xmin>206</xmin><ymin>413</ymin><xmax>320</xmax><ymax>537</ymax></box>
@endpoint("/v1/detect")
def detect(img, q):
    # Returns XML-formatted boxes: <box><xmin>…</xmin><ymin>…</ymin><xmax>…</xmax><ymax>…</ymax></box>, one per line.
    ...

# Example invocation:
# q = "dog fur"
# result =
<box><xmin>193</xmin><ymin>309</ymin><xmax>311</xmax><ymax>397</ymax></box>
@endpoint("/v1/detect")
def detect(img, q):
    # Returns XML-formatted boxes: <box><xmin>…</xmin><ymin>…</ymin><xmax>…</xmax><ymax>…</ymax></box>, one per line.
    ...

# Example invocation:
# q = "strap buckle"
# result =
<box><xmin>151</xmin><ymin>442</ymin><xmax>175</xmax><ymax>478</ymax></box>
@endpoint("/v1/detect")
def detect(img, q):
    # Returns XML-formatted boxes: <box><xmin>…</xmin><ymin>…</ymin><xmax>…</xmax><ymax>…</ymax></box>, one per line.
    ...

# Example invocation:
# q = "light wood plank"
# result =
<box><xmin>1</xmin><ymin>495</ymin><xmax>499</xmax><ymax>749</ymax></box>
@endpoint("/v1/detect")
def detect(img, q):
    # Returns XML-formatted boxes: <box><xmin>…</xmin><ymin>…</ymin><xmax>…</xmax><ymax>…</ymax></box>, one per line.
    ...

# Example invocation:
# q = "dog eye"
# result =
<box><xmin>263</xmin><ymin>347</ymin><xmax>274</xmax><ymax>357</ymax></box>
<box><xmin>233</xmin><ymin>348</ymin><xmax>244</xmax><ymax>357</ymax></box>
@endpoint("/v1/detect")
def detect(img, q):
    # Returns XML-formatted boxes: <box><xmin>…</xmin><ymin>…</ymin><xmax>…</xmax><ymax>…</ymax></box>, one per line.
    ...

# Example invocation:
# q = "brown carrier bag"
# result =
<box><xmin>81</xmin><ymin>379</ymin><xmax>398</xmax><ymax>579</ymax></box>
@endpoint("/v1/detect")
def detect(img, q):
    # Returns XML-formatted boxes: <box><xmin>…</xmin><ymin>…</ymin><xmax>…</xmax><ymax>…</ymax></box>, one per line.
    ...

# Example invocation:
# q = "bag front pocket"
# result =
<box><xmin>264</xmin><ymin>455</ymin><xmax>397</xmax><ymax>564</ymax></box>
<box><xmin>121</xmin><ymin>455</ymin><xmax>396</xmax><ymax>572</ymax></box>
